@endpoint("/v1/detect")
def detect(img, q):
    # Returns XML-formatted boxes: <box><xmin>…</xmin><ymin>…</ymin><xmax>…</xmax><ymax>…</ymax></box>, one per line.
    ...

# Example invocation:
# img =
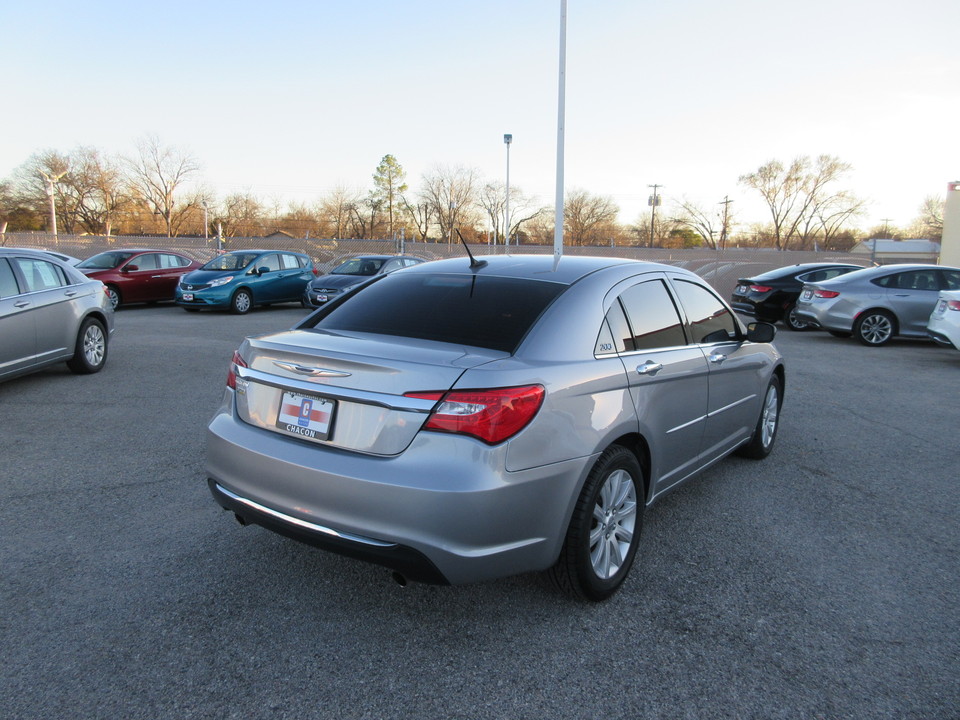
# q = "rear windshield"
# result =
<box><xmin>308</xmin><ymin>273</ymin><xmax>565</xmax><ymax>353</ymax></box>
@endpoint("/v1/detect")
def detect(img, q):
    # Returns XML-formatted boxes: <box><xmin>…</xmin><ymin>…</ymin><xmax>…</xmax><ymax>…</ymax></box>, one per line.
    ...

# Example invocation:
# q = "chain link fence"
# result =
<box><xmin>2</xmin><ymin>232</ymin><xmax>878</xmax><ymax>300</ymax></box>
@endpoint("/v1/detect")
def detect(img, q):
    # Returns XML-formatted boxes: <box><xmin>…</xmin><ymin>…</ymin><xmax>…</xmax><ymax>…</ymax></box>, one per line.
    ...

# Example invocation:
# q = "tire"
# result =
<box><xmin>548</xmin><ymin>445</ymin><xmax>644</xmax><ymax>602</ymax></box>
<box><xmin>854</xmin><ymin>310</ymin><xmax>895</xmax><ymax>346</ymax></box>
<box><xmin>230</xmin><ymin>289</ymin><xmax>253</xmax><ymax>315</ymax></box>
<box><xmin>783</xmin><ymin>304</ymin><xmax>808</xmax><ymax>331</ymax></box>
<box><xmin>105</xmin><ymin>285</ymin><xmax>120</xmax><ymax>310</ymax></box>
<box><xmin>66</xmin><ymin>317</ymin><xmax>108</xmax><ymax>374</ymax></box>
<box><xmin>737</xmin><ymin>374</ymin><xmax>782</xmax><ymax>459</ymax></box>
<box><xmin>828</xmin><ymin>330</ymin><xmax>852</xmax><ymax>338</ymax></box>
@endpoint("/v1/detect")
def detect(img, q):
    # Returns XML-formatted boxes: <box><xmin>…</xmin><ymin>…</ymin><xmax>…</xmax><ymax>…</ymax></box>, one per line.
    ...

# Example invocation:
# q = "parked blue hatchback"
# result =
<box><xmin>175</xmin><ymin>250</ymin><xmax>316</xmax><ymax>314</ymax></box>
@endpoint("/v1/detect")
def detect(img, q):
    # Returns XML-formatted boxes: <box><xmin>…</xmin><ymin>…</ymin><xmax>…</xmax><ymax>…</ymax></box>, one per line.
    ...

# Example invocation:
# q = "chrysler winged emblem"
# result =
<box><xmin>273</xmin><ymin>361</ymin><xmax>351</xmax><ymax>379</ymax></box>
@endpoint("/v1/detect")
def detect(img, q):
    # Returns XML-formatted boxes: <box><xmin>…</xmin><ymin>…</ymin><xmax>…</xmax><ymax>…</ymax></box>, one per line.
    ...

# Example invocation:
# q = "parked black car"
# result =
<box><xmin>731</xmin><ymin>263</ymin><xmax>863</xmax><ymax>330</ymax></box>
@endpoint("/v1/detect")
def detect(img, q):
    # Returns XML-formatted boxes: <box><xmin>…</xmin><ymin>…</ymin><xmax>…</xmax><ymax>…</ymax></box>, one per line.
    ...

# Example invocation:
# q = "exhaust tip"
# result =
<box><xmin>391</xmin><ymin>571</ymin><xmax>408</xmax><ymax>587</ymax></box>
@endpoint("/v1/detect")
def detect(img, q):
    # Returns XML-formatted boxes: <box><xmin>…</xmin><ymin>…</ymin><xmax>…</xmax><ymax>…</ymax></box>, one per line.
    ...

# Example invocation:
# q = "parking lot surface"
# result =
<box><xmin>2</xmin><ymin>305</ymin><xmax>958</xmax><ymax>719</ymax></box>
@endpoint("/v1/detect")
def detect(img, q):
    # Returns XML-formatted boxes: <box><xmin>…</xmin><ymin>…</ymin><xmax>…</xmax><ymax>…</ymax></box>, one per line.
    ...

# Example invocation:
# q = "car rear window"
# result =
<box><xmin>308</xmin><ymin>273</ymin><xmax>566</xmax><ymax>353</ymax></box>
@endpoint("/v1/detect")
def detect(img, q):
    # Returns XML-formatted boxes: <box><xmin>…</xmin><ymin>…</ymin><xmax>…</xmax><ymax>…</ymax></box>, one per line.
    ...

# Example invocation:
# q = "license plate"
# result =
<box><xmin>802</xmin><ymin>289</ymin><xmax>813</xmax><ymax>300</ymax></box>
<box><xmin>736</xmin><ymin>285</ymin><xmax>747</xmax><ymax>295</ymax></box>
<box><xmin>183</xmin><ymin>292</ymin><xmax>194</xmax><ymax>301</ymax></box>
<box><xmin>275</xmin><ymin>391</ymin><xmax>334</xmax><ymax>440</ymax></box>
<box><xmin>318</xmin><ymin>294</ymin><xmax>328</xmax><ymax>302</ymax></box>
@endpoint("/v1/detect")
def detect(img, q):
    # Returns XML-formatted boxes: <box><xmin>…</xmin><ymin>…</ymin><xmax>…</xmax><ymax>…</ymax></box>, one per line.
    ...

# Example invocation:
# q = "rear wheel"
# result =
<box><xmin>784</xmin><ymin>304</ymin><xmax>808</xmax><ymax>331</ymax></box>
<box><xmin>854</xmin><ymin>310</ymin><xmax>895</xmax><ymax>346</ymax></box>
<box><xmin>230</xmin><ymin>288</ymin><xmax>253</xmax><ymax>314</ymax></box>
<box><xmin>548</xmin><ymin>446</ymin><xmax>643</xmax><ymax>602</ymax></box>
<box><xmin>66</xmin><ymin>317</ymin><xmax>108</xmax><ymax>374</ymax></box>
<box><xmin>737</xmin><ymin>375</ymin><xmax>781</xmax><ymax>459</ymax></box>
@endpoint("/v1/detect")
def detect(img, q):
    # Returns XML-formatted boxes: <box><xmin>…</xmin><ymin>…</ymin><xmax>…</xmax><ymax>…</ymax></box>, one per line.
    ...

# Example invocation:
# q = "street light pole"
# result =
<box><xmin>503</xmin><ymin>134</ymin><xmax>512</xmax><ymax>247</ymax></box>
<box><xmin>202</xmin><ymin>200</ymin><xmax>209</xmax><ymax>242</ymax></box>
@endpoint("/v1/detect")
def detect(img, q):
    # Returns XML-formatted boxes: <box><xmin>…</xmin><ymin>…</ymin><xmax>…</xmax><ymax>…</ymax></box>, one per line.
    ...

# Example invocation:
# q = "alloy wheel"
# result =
<box><xmin>589</xmin><ymin>469</ymin><xmax>638</xmax><ymax>580</ymax></box>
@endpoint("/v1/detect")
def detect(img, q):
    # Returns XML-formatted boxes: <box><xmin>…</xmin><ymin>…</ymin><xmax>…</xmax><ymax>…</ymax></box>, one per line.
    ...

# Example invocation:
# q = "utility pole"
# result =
<box><xmin>40</xmin><ymin>169</ymin><xmax>69</xmax><ymax>240</ymax></box>
<box><xmin>504</xmin><ymin>134</ymin><xmax>512</xmax><ymax>247</ymax></box>
<box><xmin>647</xmin><ymin>184</ymin><xmax>662</xmax><ymax>248</ymax></box>
<box><xmin>719</xmin><ymin>196</ymin><xmax>733</xmax><ymax>250</ymax></box>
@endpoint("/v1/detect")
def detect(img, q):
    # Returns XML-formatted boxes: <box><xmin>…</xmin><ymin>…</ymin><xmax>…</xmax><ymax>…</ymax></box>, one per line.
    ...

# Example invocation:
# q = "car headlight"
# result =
<box><xmin>209</xmin><ymin>276</ymin><xmax>234</xmax><ymax>288</ymax></box>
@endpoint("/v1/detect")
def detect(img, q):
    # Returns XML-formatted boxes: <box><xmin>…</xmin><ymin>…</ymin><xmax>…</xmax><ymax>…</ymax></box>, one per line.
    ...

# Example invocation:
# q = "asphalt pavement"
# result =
<box><xmin>1</xmin><ymin>304</ymin><xmax>958</xmax><ymax>719</ymax></box>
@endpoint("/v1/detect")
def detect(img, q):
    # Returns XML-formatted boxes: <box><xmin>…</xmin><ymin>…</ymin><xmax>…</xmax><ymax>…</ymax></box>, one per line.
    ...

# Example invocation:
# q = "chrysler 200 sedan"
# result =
<box><xmin>206</xmin><ymin>255</ymin><xmax>785</xmax><ymax>601</ymax></box>
<box><xmin>1</xmin><ymin>247</ymin><xmax>114</xmax><ymax>382</ymax></box>
<box><xmin>795</xmin><ymin>263</ymin><xmax>960</xmax><ymax>346</ymax></box>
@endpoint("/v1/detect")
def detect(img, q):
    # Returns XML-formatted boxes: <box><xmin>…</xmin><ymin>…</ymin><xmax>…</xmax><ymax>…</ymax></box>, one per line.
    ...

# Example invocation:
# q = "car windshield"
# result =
<box><xmin>77</xmin><ymin>252</ymin><xmax>134</xmax><ymax>270</ymax></box>
<box><xmin>332</xmin><ymin>258</ymin><xmax>384</xmax><ymax>276</ymax></box>
<box><xmin>309</xmin><ymin>273</ymin><xmax>565</xmax><ymax>353</ymax></box>
<box><xmin>202</xmin><ymin>253</ymin><xmax>258</xmax><ymax>271</ymax></box>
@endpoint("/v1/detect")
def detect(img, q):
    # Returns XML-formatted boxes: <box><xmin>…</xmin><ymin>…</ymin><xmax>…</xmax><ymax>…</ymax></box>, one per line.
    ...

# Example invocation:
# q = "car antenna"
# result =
<box><xmin>455</xmin><ymin>229</ymin><xmax>487</xmax><ymax>270</ymax></box>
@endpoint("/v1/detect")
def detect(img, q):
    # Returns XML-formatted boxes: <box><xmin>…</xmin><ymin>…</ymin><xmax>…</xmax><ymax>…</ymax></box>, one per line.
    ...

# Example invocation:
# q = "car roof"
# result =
<box><xmin>399</xmin><ymin>254</ymin><xmax>658</xmax><ymax>286</ymax></box>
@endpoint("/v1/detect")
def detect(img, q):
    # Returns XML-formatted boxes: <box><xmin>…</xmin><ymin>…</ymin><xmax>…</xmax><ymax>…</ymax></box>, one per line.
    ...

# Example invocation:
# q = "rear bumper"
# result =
<box><xmin>209</xmin><ymin>480</ymin><xmax>449</xmax><ymax>584</ymax></box>
<box><xmin>928</xmin><ymin>330</ymin><xmax>957</xmax><ymax>349</ymax></box>
<box><xmin>205</xmin><ymin>395</ymin><xmax>592</xmax><ymax>585</ymax></box>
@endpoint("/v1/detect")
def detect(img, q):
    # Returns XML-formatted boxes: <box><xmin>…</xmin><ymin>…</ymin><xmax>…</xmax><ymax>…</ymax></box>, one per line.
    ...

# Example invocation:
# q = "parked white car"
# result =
<box><xmin>928</xmin><ymin>290</ymin><xmax>960</xmax><ymax>351</ymax></box>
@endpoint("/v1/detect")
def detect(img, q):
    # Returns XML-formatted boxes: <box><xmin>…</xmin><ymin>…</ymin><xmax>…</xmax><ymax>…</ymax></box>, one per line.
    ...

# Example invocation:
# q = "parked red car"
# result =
<box><xmin>77</xmin><ymin>249</ymin><xmax>203</xmax><ymax>309</ymax></box>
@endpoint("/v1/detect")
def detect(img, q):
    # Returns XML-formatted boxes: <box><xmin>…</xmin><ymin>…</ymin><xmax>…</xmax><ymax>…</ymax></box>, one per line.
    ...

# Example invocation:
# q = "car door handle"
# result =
<box><xmin>636</xmin><ymin>361</ymin><xmax>663</xmax><ymax>376</ymax></box>
<box><xmin>14</xmin><ymin>300</ymin><xmax>30</xmax><ymax>308</ymax></box>
<box><xmin>64</xmin><ymin>290</ymin><xmax>78</xmax><ymax>297</ymax></box>
<box><xmin>709</xmin><ymin>353</ymin><xmax>727</xmax><ymax>364</ymax></box>
<box><xmin>151</xmin><ymin>274</ymin><xmax>166</xmax><ymax>278</ymax></box>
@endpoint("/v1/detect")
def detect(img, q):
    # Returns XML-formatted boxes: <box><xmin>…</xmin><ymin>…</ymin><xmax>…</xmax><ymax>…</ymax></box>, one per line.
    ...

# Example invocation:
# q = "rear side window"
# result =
<box><xmin>942</xmin><ymin>270</ymin><xmax>960</xmax><ymax>290</ymax></box>
<box><xmin>617</xmin><ymin>280</ymin><xmax>687</xmax><ymax>351</ymax></box>
<box><xmin>0</xmin><ymin>258</ymin><xmax>21</xmax><ymax>297</ymax></box>
<box><xmin>281</xmin><ymin>254</ymin><xmax>301</xmax><ymax>270</ymax></box>
<box><xmin>13</xmin><ymin>258</ymin><xmax>67</xmax><ymax>292</ymax></box>
<box><xmin>311</xmin><ymin>273</ymin><xmax>565</xmax><ymax>353</ymax></box>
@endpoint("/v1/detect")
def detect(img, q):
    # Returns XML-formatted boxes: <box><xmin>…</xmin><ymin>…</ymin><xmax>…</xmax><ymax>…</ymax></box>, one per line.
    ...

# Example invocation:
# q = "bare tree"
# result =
<box><xmin>670</xmin><ymin>198</ymin><xmax>730</xmax><ymax>249</ymax></box>
<box><xmin>216</xmin><ymin>192</ymin><xmax>266</xmax><ymax>237</ymax></box>
<box><xmin>478</xmin><ymin>181</ymin><xmax>546</xmax><ymax>244</ymax></box>
<box><xmin>909</xmin><ymin>195</ymin><xmax>944</xmax><ymax>240</ymax></box>
<box><xmin>319</xmin><ymin>186</ymin><xmax>363</xmax><ymax>239</ymax></box>
<box><xmin>419</xmin><ymin>165</ymin><xmax>479</xmax><ymax>243</ymax></box>
<box><xmin>128</xmin><ymin>135</ymin><xmax>200</xmax><ymax>237</ymax></box>
<box><xmin>564</xmin><ymin>189</ymin><xmax>619</xmax><ymax>246</ymax></box>
<box><xmin>739</xmin><ymin>155</ymin><xmax>859</xmax><ymax>250</ymax></box>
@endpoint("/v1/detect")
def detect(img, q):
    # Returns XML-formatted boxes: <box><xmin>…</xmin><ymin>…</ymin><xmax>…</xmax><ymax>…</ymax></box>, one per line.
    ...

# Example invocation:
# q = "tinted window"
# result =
<box><xmin>159</xmin><ymin>253</ymin><xmax>188</xmax><ymax>269</ymax></box>
<box><xmin>13</xmin><ymin>258</ymin><xmax>67</xmax><ymax>292</ymax></box>
<box><xmin>130</xmin><ymin>253</ymin><xmax>159</xmax><ymax>271</ymax></box>
<box><xmin>0</xmin><ymin>258</ymin><xmax>20</xmax><ymax>297</ymax></box>
<box><xmin>618</xmin><ymin>280</ymin><xmax>686</xmax><ymax>351</ymax></box>
<box><xmin>311</xmin><ymin>274</ymin><xmax>565</xmax><ymax>353</ymax></box>
<box><xmin>673</xmin><ymin>280</ymin><xmax>736</xmax><ymax>343</ymax></box>
<box><xmin>891</xmin><ymin>270</ymin><xmax>939</xmax><ymax>291</ymax></box>
<box><xmin>78</xmin><ymin>251</ymin><xmax>133</xmax><ymax>270</ymax></box>
<box><xmin>942</xmin><ymin>270</ymin><xmax>960</xmax><ymax>290</ymax></box>
<box><xmin>203</xmin><ymin>253</ymin><xmax>257</xmax><ymax>271</ymax></box>
<box><xmin>600</xmin><ymin>302</ymin><xmax>633</xmax><ymax>353</ymax></box>
<box><xmin>799</xmin><ymin>267</ymin><xmax>854</xmax><ymax>283</ymax></box>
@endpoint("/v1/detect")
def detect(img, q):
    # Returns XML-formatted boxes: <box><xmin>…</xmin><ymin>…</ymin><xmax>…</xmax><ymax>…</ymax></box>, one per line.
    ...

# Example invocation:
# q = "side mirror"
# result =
<box><xmin>746</xmin><ymin>321</ymin><xmax>777</xmax><ymax>343</ymax></box>
<box><xmin>257</xmin><ymin>266</ymin><xmax>270</xmax><ymax>276</ymax></box>
<box><xmin>121</xmin><ymin>264</ymin><xmax>139</xmax><ymax>273</ymax></box>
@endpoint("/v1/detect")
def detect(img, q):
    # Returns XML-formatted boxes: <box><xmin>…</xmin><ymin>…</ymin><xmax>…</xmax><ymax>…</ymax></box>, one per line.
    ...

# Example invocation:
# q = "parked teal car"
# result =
<box><xmin>175</xmin><ymin>250</ymin><xmax>316</xmax><ymax>314</ymax></box>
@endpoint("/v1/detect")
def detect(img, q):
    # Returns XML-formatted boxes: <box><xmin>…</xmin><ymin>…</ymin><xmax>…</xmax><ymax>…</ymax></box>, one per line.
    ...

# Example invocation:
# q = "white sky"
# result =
<box><xmin>3</xmin><ymin>0</ymin><xmax>958</xmax><ymax>232</ymax></box>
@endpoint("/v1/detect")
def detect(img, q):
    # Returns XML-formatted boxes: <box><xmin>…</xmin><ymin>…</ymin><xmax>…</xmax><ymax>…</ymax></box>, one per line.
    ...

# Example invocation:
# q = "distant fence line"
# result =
<box><xmin>0</xmin><ymin>232</ymin><xmax>902</xmax><ymax>300</ymax></box>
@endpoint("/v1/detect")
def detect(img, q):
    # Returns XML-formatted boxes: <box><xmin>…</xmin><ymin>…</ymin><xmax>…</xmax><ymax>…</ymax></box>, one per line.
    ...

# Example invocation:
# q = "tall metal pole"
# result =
<box><xmin>553</xmin><ymin>0</ymin><xmax>567</xmax><ymax>261</ymax></box>
<box><xmin>504</xmin><ymin>134</ymin><xmax>512</xmax><ymax>247</ymax></box>
<box><xmin>202</xmin><ymin>201</ymin><xmax>209</xmax><ymax>242</ymax></box>
<box><xmin>719</xmin><ymin>195</ymin><xmax>732</xmax><ymax>250</ymax></box>
<box><xmin>40</xmin><ymin>169</ymin><xmax>68</xmax><ymax>241</ymax></box>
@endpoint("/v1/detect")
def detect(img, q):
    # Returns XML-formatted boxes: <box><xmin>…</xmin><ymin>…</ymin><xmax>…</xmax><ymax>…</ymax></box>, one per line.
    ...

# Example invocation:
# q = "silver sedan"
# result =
<box><xmin>1</xmin><ymin>248</ymin><xmax>114</xmax><ymax>382</ymax></box>
<box><xmin>206</xmin><ymin>255</ymin><xmax>785</xmax><ymax>600</ymax></box>
<box><xmin>795</xmin><ymin>263</ymin><xmax>960</xmax><ymax>346</ymax></box>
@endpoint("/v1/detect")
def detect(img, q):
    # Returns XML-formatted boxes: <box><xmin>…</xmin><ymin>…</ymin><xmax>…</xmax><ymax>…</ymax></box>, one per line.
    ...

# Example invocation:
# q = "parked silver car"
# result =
<box><xmin>206</xmin><ymin>255</ymin><xmax>785</xmax><ymax>600</ymax></box>
<box><xmin>0</xmin><ymin>248</ymin><xmax>114</xmax><ymax>382</ymax></box>
<box><xmin>795</xmin><ymin>263</ymin><xmax>960</xmax><ymax>346</ymax></box>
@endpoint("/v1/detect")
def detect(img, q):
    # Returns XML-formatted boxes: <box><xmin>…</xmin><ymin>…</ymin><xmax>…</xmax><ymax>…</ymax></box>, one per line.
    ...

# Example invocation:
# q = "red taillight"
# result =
<box><xmin>404</xmin><ymin>385</ymin><xmax>545</xmax><ymax>445</ymax></box>
<box><xmin>947</xmin><ymin>300</ymin><xmax>960</xmax><ymax>311</ymax></box>
<box><xmin>226</xmin><ymin>351</ymin><xmax>247</xmax><ymax>389</ymax></box>
<box><xmin>749</xmin><ymin>285</ymin><xmax>773</xmax><ymax>293</ymax></box>
<box><xmin>814</xmin><ymin>289</ymin><xmax>840</xmax><ymax>299</ymax></box>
